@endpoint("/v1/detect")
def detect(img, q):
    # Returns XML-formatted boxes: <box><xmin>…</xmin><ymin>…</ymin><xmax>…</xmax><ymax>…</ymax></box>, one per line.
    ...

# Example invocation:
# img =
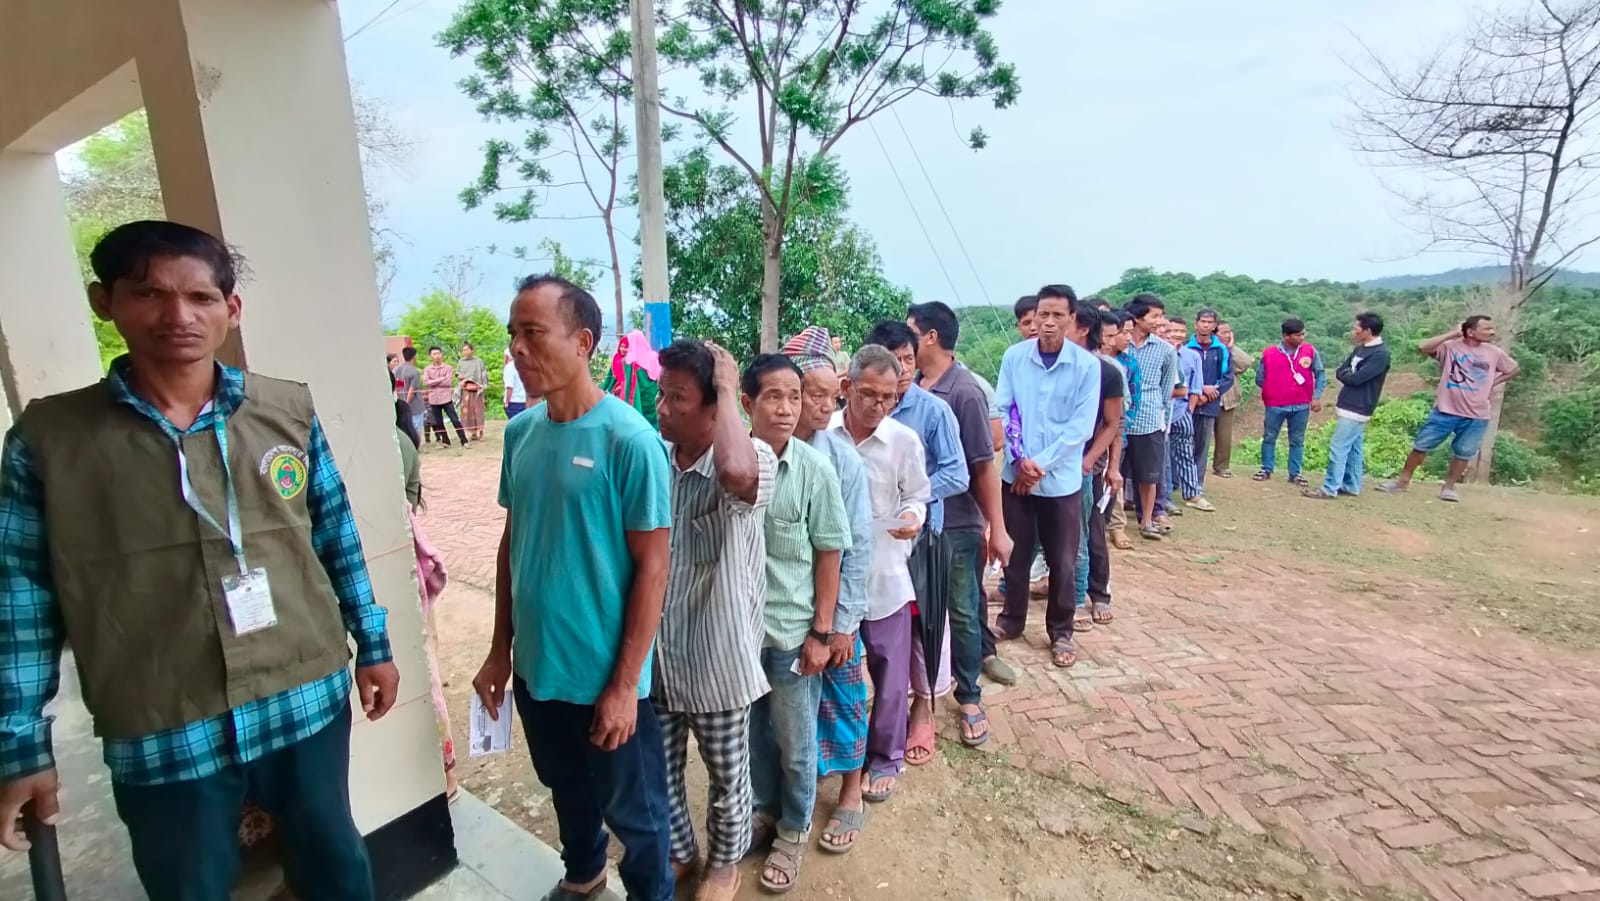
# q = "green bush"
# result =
<box><xmin>1541</xmin><ymin>388</ymin><xmax>1600</xmax><ymax>468</ymax></box>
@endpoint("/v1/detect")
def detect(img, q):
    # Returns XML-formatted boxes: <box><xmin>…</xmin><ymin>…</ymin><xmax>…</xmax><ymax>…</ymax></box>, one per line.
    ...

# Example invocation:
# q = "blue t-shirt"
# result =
<box><xmin>497</xmin><ymin>394</ymin><xmax>672</xmax><ymax>704</ymax></box>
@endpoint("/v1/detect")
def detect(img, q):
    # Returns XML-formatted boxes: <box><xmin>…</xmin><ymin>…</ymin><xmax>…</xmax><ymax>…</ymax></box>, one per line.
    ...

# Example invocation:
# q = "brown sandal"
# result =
<box><xmin>760</xmin><ymin>834</ymin><xmax>804</xmax><ymax>893</ymax></box>
<box><xmin>1091</xmin><ymin>604</ymin><xmax>1114</xmax><ymax>625</ymax></box>
<box><xmin>1052</xmin><ymin>642</ymin><xmax>1077</xmax><ymax>668</ymax></box>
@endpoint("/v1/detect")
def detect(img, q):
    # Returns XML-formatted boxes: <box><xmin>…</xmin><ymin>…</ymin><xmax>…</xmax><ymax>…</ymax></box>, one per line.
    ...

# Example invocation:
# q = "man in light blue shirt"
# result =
<box><xmin>477</xmin><ymin>276</ymin><xmax>674</xmax><ymax>901</ymax></box>
<box><xmin>993</xmin><ymin>285</ymin><xmax>1102</xmax><ymax>669</ymax></box>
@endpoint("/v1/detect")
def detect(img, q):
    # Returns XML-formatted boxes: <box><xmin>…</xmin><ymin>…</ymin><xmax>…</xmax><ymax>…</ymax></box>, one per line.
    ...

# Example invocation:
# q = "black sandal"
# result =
<box><xmin>1251</xmin><ymin>470</ymin><xmax>1272</xmax><ymax>481</ymax></box>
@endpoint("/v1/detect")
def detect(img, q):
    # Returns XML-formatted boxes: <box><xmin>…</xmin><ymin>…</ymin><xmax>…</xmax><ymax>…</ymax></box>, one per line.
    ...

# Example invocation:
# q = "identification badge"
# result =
<box><xmin>1292</xmin><ymin>370</ymin><xmax>1306</xmax><ymax>385</ymax></box>
<box><xmin>223</xmin><ymin>568</ymin><xmax>278</xmax><ymax>636</ymax></box>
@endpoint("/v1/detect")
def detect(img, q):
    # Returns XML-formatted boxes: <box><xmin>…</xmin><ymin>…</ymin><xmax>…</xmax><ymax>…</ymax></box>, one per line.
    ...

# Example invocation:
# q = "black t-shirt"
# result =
<box><xmin>1092</xmin><ymin>356</ymin><xmax>1127</xmax><ymax>473</ymax></box>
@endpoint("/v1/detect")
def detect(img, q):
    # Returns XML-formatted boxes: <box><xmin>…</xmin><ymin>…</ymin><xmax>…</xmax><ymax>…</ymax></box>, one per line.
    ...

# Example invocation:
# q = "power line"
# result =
<box><xmin>344</xmin><ymin>0</ymin><xmax>404</xmax><ymax>41</ymax></box>
<box><xmin>867</xmin><ymin>120</ymin><xmax>965</xmax><ymax>305</ymax></box>
<box><xmin>890</xmin><ymin>106</ymin><xmax>992</xmax><ymax>307</ymax></box>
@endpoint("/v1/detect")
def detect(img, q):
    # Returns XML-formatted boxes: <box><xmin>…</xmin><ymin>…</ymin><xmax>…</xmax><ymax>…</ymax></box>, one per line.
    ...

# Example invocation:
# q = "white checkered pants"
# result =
<box><xmin>657</xmin><ymin>705</ymin><xmax>753</xmax><ymax>867</ymax></box>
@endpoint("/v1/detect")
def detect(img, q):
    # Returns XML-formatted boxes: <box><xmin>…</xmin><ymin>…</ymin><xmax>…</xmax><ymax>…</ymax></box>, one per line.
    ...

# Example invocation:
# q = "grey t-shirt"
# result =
<box><xmin>395</xmin><ymin>363</ymin><xmax>425</xmax><ymax>415</ymax></box>
<box><xmin>923</xmin><ymin>364</ymin><xmax>997</xmax><ymax>532</ymax></box>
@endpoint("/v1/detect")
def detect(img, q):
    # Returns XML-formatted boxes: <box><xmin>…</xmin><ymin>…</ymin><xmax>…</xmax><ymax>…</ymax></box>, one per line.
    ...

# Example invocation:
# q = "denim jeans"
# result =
<box><xmin>112</xmin><ymin>709</ymin><xmax>373</xmax><ymax>901</ymax></box>
<box><xmin>1261</xmin><ymin>405</ymin><xmax>1311</xmax><ymax>478</ymax></box>
<box><xmin>514</xmin><ymin>681</ymin><xmax>674</xmax><ymax>901</ymax></box>
<box><xmin>752</xmin><ymin>646</ymin><xmax>823</xmax><ymax>834</ymax></box>
<box><xmin>945</xmin><ymin>529</ymin><xmax>986</xmax><ymax>707</ymax></box>
<box><xmin>1074</xmin><ymin>472</ymin><xmax>1092</xmax><ymax>610</ymax></box>
<box><xmin>1323</xmin><ymin>416</ymin><xmax>1367</xmax><ymax>495</ymax></box>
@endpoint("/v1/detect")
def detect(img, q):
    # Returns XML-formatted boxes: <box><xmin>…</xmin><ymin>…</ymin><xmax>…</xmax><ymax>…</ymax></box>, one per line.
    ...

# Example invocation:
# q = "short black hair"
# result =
<box><xmin>1114</xmin><ymin>310</ymin><xmax>1133</xmax><ymax>326</ymax></box>
<box><xmin>1127</xmin><ymin>293</ymin><xmax>1165</xmax><ymax>321</ymax></box>
<box><xmin>90</xmin><ymin>220</ymin><xmax>243</xmax><ymax>295</ymax></box>
<box><xmin>865</xmin><ymin>320</ymin><xmax>917</xmax><ymax>354</ymax></box>
<box><xmin>1073</xmin><ymin>301</ymin><xmax>1103</xmax><ymax>350</ymax></box>
<box><xmin>658</xmin><ymin>339</ymin><xmax>718</xmax><ymax>406</ymax></box>
<box><xmin>462</xmin><ymin>341</ymin><xmax>474</xmax><ymax>351</ymax></box>
<box><xmin>741</xmin><ymin>353</ymin><xmax>803</xmax><ymax>399</ymax></box>
<box><xmin>1281</xmin><ymin>318</ymin><xmax>1306</xmax><ymax>336</ymax></box>
<box><xmin>429</xmin><ymin>345</ymin><xmax>443</xmax><ymax>353</ymax></box>
<box><xmin>1013</xmin><ymin>295</ymin><xmax>1039</xmax><ymax>321</ymax></box>
<box><xmin>1037</xmin><ymin>284</ymin><xmax>1079</xmax><ymax>305</ymax></box>
<box><xmin>907</xmin><ymin>301</ymin><xmax>960</xmax><ymax>350</ymax></box>
<box><xmin>1097</xmin><ymin>310</ymin><xmax>1120</xmax><ymax>330</ymax></box>
<box><xmin>1356</xmin><ymin>311</ymin><xmax>1385</xmax><ymax>336</ymax></box>
<box><xmin>1196</xmin><ymin>308</ymin><xmax>1219</xmax><ymax>322</ymax></box>
<box><xmin>402</xmin><ymin>346</ymin><xmax>418</xmax><ymax>361</ymax></box>
<box><xmin>1462</xmin><ymin>314</ymin><xmax>1492</xmax><ymax>335</ymax></box>
<box><xmin>1168</xmin><ymin>317</ymin><xmax>1188</xmax><ymax>326</ymax></box>
<box><xmin>516</xmin><ymin>274</ymin><xmax>604</xmax><ymax>358</ymax></box>
<box><xmin>386</xmin><ymin>352</ymin><xmax>397</xmax><ymax>363</ymax></box>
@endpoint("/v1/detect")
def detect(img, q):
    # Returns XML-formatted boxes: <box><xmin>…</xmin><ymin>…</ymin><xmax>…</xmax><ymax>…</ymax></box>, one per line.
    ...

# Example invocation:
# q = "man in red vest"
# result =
<box><xmin>1251</xmin><ymin>318</ymin><xmax>1326</xmax><ymax>487</ymax></box>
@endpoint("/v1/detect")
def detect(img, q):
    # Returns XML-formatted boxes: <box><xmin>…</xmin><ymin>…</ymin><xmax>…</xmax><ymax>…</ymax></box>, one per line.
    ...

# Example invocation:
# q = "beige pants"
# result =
<box><xmin>1107</xmin><ymin>485</ymin><xmax>1127</xmax><ymax>533</ymax></box>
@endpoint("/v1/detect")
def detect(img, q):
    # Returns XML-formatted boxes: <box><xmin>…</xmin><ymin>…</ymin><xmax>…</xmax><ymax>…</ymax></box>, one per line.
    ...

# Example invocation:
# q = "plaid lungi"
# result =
<box><xmin>817</xmin><ymin>637</ymin><xmax>868</xmax><ymax>777</ymax></box>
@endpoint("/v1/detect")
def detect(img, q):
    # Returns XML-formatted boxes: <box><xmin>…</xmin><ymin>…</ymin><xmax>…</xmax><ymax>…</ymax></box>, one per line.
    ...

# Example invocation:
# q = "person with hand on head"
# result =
<box><xmin>780</xmin><ymin>327</ymin><xmax>876</xmax><ymax>856</ymax></box>
<box><xmin>651</xmin><ymin>339</ymin><xmax>776</xmax><ymax>901</ymax></box>
<box><xmin>0</xmin><ymin>220</ymin><xmax>398</xmax><ymax>900</ymax></box>
<box><xmin>1380</xmin><ymin>314</ymin><xmax>1518</xmax><ymax>502</ymax></box>
<box><xmin>473</xmin><ymin>275</ymin><xmax>674</xmax><ymax>901</ymax></box>
<box><xmin>742</xmin><ymin>353</ymin><xmax>851</xmax><ymax>894</ymax></box>
<box><xmin>1253</xmin><ymin>317</ymin><xmax>1326</xmax><ymax>487</ymax></box>
<box><xmin>831</xmin><ymin>346</ymin><xmax>930</xmax><ymax>809</ymax></box>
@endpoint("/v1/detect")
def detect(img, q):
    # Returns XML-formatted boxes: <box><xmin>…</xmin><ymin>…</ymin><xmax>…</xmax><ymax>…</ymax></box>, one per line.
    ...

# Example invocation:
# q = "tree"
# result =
<box><xmin>394</xmin><ymin>291</ymin><xmax>512</xmax><ymax>417</ymax></box>
<box><xmin>651</xmin><ymin>147</ymin><xmax>909</xmax><ymax>358</ymax></box>
<box><xmin>440</xmin><ymin>0</ymin><xmax>634</xmax><ymax>334</ymax></box>
<box><xmin>1349</xmin><ymin>0</ymin><xmax>1600</xmax><ymax>480</ymax></box>
<box><xmin>654</xmin><ymin>0</ymin><xmax>1019</xmax><ymax>349</ymax></box>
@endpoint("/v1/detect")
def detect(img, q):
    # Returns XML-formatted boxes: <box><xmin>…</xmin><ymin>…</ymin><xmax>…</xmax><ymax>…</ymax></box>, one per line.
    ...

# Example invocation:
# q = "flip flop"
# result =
<box><xmin>1074</xmin><ymin>609</ymin><xmax>1093</xmax><ymax>630</ymax></box>
<box><xmin>960</xmin><ymin>709</ymin><xmax>990</xmax><ymax>748</ymax></box>
<box><xmin>1091</xmin><ymin>603</ymin><xmax>1114</xmax><ymax>624</ymax></box>
<box><xmin>905</xmin><ymin>721</ymin><xmax>936</xmax><ymax>766</ymax></box>
<box><xmin>1052</xmin><ymin>643</ymin><xmax>1077</xmax><ymax>668</ymax></box>
<box><xmin>863</xmin><ymin>770</ymin><xmax>898</xmax><ymax>803</ymax></box>
<box><xmin>1251</xmin><ymin>470</ymin><xmax>1272</xmax><ymax>481</ymax></box>
<box><xmin>818</xmin><ymin>806</ymin><xmax>866</xmax><ymax>855</ymax></box>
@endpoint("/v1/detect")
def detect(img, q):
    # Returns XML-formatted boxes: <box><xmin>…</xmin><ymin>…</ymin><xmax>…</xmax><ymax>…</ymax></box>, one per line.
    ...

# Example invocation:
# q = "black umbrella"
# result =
<box><xmin>908</xmin><ymin>526</ymin><xmax>953</xmax><ymax>696</ymax></box>
<box><xmin>24</xmin><ymin>801</ymin><xmax>66</xmax><ymax>901</ymax></box>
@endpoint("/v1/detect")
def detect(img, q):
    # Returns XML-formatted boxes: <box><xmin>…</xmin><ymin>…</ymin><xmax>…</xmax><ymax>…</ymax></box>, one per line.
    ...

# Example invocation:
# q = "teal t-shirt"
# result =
<box><xmin>498</xmin><ymin>394</ymin><xmax>672</xmax><ymax>704</ymax></box>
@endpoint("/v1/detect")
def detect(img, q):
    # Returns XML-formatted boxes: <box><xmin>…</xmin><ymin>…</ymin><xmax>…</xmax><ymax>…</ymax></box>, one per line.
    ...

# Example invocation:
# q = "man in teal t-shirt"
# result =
<box><xmin>473</xmin><ymin>275</ymin><xmax>674</xmax><ymax>901</ymax></box>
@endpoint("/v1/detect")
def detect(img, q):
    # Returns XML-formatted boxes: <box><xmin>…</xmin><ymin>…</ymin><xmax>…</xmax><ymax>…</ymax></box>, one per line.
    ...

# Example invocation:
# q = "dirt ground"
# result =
<box><xmin>417</xmin><ymin>427</ymin><xmax>1600</xmax><ymax>901</ymax></box>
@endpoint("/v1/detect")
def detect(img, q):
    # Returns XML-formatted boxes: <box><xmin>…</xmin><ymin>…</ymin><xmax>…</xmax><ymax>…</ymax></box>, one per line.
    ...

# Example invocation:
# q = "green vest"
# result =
<box><xmin>17</xmin><ymin>374</ymin><xmax>351</xmax><ymax>740</ymax></box>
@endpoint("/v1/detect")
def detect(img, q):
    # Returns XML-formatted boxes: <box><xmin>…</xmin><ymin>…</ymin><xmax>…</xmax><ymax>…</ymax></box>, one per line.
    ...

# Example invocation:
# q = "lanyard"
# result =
<box><xmin>176</xmin><ymin>413</ymin><xmax>248</xmax><ymax>576</ymax></box>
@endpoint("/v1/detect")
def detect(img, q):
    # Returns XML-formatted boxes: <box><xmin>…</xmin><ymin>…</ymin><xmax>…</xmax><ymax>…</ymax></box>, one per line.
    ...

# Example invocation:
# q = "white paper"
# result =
<box><xmin>469</xmin><ymin>692</ymin><xmax>514</xmax><ymax>757</ymax></box>
<box><xmin>1097</xmin><ymin>490</ymin><xmax>1112</xmax><ymax>513</ymax></box>
<box><xmin>224</xmin><ymin>568</ymin><xmax>278</xmax><ymax>636</ymax></box>
<box><xmin>790</xmin><ymin>657</ymin><xmax>804</xmax><ymax>676</ymax></box>
<box><xmin>871</xmin><ymin>515</ymin><xmax>915</xmax><ymax>532</ymax></box>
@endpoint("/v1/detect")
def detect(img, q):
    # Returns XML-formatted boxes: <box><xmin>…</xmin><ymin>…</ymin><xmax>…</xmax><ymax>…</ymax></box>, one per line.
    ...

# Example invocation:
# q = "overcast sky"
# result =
<box><xmin>339</xmin><ymin>0</ymin><xmax>1499</xmax><ymax>324</ymax></box>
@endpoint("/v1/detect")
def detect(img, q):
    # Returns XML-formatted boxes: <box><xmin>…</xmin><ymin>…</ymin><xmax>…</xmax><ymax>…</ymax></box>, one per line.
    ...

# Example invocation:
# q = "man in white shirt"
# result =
<box><xmin>503</xmin><ymin>348</ymin><xmax>530</xmax><ymax>416</ymax></box>
<box><xmin>829</xmin><ymin>345</ymin><xmax>930</xmax><ymax>806</ymax></box>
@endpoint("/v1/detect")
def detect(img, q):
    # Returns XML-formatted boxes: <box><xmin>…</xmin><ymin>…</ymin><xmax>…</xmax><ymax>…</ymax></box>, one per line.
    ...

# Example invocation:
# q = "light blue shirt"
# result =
<box><xmin>498</xmin><ymin>395</ymin><xmax>672</xmax><ymax>704</ymax></box>
<box><xmin>1171</xmin><ymin>345</ymin><xmax>1204</xmax><ymax>427</ymax></box>
<box><xmin>889</xmin><ymin>382</ymin><xmax>968</xmax><ymax>533</ymax></box>
<box><xmin>994</xmin><ymin>338</ymin><xmax>1101</xmax><ymax>498</ymax></box>
<box><xmin>806</xmin><ymin>428</ymin><xmax>874</xmax><ymax>634</ymax></box>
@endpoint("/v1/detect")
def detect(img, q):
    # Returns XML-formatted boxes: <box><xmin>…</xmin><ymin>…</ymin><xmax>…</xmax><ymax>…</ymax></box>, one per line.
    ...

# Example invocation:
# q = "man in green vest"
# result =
<box><xmin>0</xmin><ymin>220</ymin><xmax>400</xmax><ymax>900</ymax></box>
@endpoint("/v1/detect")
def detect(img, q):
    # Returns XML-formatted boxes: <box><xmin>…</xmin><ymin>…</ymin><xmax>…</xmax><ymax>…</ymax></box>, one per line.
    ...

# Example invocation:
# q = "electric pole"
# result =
<box><xmin>630</xmin><ymin>0</ymin><xmax>671</xmax><ymax>348</ymax></box>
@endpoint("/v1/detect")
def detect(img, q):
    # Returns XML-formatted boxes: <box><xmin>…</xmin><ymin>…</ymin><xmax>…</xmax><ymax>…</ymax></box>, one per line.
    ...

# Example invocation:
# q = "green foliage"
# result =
<box><xmin>1541</xmin><ymin>388</ymin><xmax>1600</xmax><ymax>485</ymax></box>
<box><xmin>393</xmin><ymin>292</ymin><xmax>511</xmax><ymax>418</ymax></box>
<box><xmin>647</xmin><ymin>147</ymin><xmax>910</xmax><ymax>359</ymax></box>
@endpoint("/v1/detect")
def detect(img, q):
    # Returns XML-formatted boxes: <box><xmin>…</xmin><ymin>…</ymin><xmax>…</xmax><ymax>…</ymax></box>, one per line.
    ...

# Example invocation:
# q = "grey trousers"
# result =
<box><xmin>1192</xmin><ymin>414</ymin><xmax>1217</xmax><ymax>489</ymax></box>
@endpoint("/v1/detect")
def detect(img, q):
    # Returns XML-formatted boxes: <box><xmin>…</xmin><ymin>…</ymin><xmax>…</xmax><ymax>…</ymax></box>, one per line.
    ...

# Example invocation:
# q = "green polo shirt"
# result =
<box><xmin>761</xmin><ymin>436</ymin><xmax>851</xmax><ymax>649</ymax></box>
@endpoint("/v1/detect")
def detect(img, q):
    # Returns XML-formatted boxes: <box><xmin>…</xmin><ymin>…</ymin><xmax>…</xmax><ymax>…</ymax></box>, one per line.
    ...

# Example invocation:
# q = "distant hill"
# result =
<box><xmin>1360</xmin><ymin>266</ymin><xmax>1600</xmax><ymax>290</ymax></box>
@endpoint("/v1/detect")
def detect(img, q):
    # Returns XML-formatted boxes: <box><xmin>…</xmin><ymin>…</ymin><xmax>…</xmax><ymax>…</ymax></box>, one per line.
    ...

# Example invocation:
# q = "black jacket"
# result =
<box><xmin>1334</xmin><ymin>342</ymin><xmax>1391</xmax><ymax>417</ymax></box>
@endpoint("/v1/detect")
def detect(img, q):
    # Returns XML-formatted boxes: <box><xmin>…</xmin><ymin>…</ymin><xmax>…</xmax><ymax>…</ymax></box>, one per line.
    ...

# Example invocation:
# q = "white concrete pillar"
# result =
<box><xmin>0</xmin><ymin>151</ymin><xmax>104</xmax><ymax>418</ymax></box>
<box><xmin>136</xmin><ymin>0</ymin><xmax>451</xmax><ymax>858</ymax></box>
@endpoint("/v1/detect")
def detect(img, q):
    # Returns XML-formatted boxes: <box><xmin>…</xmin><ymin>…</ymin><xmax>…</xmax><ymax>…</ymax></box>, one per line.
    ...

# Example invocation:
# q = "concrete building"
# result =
<box><xmin>0</xmin><ymin>1</ymin><xmax>562</xmax><ymax>896</ymax></box>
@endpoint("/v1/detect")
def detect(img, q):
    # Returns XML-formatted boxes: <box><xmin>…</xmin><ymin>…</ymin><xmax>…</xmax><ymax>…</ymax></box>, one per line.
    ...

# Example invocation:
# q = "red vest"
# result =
<box><xmin>1260</xmin><ymin>342</ymin><xmax>1317</xmax><ymax>408</ymax></box>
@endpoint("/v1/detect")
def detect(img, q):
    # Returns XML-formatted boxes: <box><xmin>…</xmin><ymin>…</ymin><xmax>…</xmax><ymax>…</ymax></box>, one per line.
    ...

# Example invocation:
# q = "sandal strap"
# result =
<box><xmin>827</xmin><ymin>806</ymin><xmax>866</xmax><ymax>830</ymax></box>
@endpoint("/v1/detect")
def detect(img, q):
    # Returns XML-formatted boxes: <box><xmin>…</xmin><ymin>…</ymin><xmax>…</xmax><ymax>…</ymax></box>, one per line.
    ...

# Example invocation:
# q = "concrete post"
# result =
<box><xmin>0</xmin><ymin>151</ymin><xmax>105</xmax><ymax>417</ymax></box>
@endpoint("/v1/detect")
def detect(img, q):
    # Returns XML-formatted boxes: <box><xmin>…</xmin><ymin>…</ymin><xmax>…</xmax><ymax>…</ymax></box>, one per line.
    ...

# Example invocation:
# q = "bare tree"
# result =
<box><xmin>1350</xmin><ymin>0</ymin><xmax>1600</xmax><ymax>480</ymax></box>
<box><xmin>432</xmin><ymin>253</ymin><xmax>486</xmax><ymax>300</ymax></box>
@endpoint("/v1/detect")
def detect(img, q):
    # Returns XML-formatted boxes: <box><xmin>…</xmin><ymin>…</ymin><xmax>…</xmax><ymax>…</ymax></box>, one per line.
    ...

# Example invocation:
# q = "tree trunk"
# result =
<box><xmin>1466</xmin><ymin>285</ymin><xmax>1523</xmax><ymax>484</ymax></box>
<box><xmin>1467</xmin><ymin>385</ymin><xmax>1506</xmax><ymax>483</ymax></box>
<box><xmin>759</xmin><ymin>204</ymin><xmax>782</xmax><ymax>352</ymax></box>
<box><xmin>604</xmin><ymin>214</ymin><xmax>625</xmax><ymax>340</ymax></box>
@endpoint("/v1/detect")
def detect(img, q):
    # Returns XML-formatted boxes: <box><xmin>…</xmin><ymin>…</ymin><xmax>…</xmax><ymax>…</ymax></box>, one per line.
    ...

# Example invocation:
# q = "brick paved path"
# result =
<box><xmin>418</xmin><ymin>449</ymin><xmax>1600</xmax><ymax>900</ymax></box>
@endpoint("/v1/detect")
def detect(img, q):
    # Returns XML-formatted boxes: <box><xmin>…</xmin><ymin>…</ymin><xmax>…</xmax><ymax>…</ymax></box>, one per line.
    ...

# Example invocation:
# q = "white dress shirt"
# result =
<box><xmin>829</xmin><ymin>411</ymin><xmax>930</xmax><ymax>621</ymax></box>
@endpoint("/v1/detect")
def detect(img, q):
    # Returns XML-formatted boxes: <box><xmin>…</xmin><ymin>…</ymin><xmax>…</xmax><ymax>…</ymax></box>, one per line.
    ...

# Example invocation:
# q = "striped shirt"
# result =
<box><xmin>653</xmin><ymin>440</ymin><xmax>777</xmax><ymax>713</ymax></box>
<box><xmin>761</xmin><ymin>438</ymin><xmax>852</xmax><ymax>650</ymax></box>
<box><xmin>0</xmin><ymin>360</ymin><xmax>390</xmax><ymax>785</ymax></box>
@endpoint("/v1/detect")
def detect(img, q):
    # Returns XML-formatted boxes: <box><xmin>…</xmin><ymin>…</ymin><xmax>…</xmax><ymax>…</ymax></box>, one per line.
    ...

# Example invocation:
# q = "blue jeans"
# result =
<box><xmin>1261</xmin><ymin>406</ymin><xmax>1311</xmax><ymax>478</ymax></box>
<box><xmin>945</xmin><ymin>529</ymin><xmax>985</xmax><ymax>707</ymax></box>
<box><xmin>752</xmin><ymin>646</ymin><xmax>823</xmax><ymax>834</ymax></box>
<box><xmin>112</xmin><ymin>709</ymin><xmax>372</xmax><ymax>901</ymax></box>
<box><xmin>1323</xmin><ymin>416</ymin><xmax>1367</xmax><ymax>495</ymax></box>
<box><xmin>514</xmin><ymin>681</ymin><xmax>673</xmax><ymax>901</ymax></box>
<box><xmin>1075</xmin><ymin>471</ymin><xmax>1093</xmax><ymax>610</ymax></box>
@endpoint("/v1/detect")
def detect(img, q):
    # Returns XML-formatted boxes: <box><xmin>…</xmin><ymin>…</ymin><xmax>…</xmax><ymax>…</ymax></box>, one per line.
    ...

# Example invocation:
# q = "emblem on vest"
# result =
<box><xmin>259</xmin><ymin>445</ymin><xmax>310</xmax><ymax>500</ymax></box>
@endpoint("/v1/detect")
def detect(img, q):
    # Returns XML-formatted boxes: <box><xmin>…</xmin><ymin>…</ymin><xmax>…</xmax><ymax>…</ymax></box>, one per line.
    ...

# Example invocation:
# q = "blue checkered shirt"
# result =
<box><xmin>0</xmin><ymin>360</ymin><xmax>391</xmax><ymax>785</ymax></box>
<box><xmin>1127</xmin><ymin>334</ymin><xmax>1180</xmax><ymax>437</ymax></box>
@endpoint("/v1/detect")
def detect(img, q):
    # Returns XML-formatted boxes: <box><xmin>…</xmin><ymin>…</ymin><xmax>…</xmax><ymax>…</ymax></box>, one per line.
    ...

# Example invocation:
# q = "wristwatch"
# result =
<box><xmin>807</xmin><ymin>627</ymin><xmax>833</xmax><ymax>644</ymax></box>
